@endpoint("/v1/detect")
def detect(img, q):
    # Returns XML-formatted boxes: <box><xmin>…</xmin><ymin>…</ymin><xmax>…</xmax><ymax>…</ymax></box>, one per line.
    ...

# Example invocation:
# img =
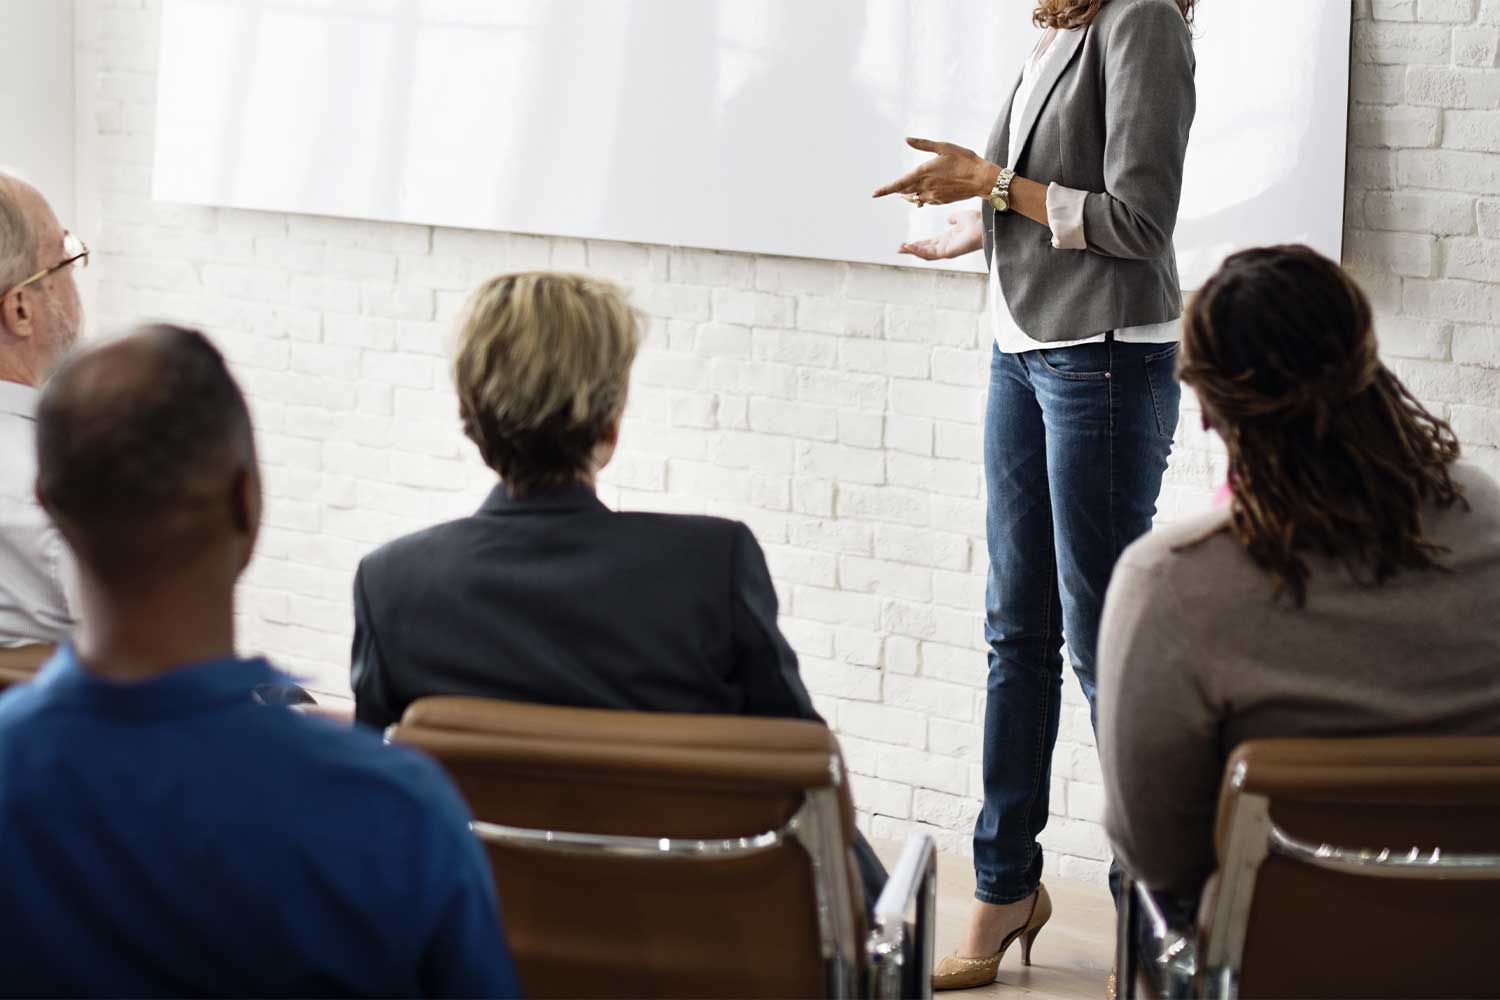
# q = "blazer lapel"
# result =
<box><xmin>987</xmin><ymin>72</ymin><xmax>1023</xmax><ymax>166</ymax></box>
<box><xmin>1007</xmin><ymin>26</ymin><xmax>1088</xmax><ymax>170</ymax></box>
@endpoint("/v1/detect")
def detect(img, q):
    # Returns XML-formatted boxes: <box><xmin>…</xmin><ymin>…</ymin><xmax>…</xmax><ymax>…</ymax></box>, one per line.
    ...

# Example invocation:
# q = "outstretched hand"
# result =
<box><xmin>900</xmin><ymin>211</ymin><xmax>984</xmax><ymax>261</ymax></box>
<box><xmin>874</xmin><ymin>138</ymin><xmax>1000</xmax><ymax>207</ymax></box>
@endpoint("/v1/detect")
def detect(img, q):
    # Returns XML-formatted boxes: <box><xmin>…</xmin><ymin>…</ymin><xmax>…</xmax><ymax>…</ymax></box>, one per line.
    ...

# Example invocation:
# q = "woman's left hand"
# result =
<box><xmin>873</xmin><ymin>138</ymin><xmax>1001</xmax><ymax>207</ymax></box>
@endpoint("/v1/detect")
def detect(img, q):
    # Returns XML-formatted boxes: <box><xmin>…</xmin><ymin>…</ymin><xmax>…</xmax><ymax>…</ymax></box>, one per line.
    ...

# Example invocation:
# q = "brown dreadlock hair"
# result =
<box><xmin>1034</xmin><ymin>0</ymin><xmax>1196</xmax><ymax>30</ymax></box>
<box><xmin>1179</xmin><ymin>245</ymin><xmax>1466</xmax><ymax>607</ymax></box>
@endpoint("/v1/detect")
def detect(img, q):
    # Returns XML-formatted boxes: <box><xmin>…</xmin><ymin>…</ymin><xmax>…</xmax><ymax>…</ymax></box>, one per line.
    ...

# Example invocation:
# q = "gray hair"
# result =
<box><xmin>0</xmin><ymin>174</ymin><xmax>38</xmax><ymax>295</ymax></box>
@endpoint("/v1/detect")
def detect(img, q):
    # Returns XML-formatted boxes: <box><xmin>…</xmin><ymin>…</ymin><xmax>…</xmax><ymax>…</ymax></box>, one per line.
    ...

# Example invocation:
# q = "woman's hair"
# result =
<box><xmin>1180</xmin><ymin>245</ymin><xmax>1465</xmax><ymax>607</ymax></box>
<box><xmin>1034</xmin><ymin>0</ymin><xmax>1195</xmax><ymax>30</ymax></box>
<box><xmin>454</xmin><ymin>272</ymin><xmax>642</xmax><ymax>496</ymax></box>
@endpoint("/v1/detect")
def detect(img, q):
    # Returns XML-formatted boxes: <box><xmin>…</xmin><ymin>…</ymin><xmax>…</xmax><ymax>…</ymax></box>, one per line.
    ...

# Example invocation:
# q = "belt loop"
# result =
<box><xmin>1105</xmin><ymin>331</ymin><xmax>1116</xmax><ymax>344</ymax></box>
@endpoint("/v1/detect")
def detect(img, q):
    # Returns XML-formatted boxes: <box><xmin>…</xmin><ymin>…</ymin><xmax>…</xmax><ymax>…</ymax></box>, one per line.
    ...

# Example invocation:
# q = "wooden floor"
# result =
<box><xmin>873</xmin><ymin>842</ymin><xmax>1115</xmax><ymax>1000</ymax></box>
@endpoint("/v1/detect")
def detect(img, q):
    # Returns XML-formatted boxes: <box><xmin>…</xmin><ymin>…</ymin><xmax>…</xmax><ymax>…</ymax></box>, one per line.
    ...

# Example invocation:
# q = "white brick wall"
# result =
<box><xmin>73</xmin><ymin>0</ymin><xmax>1500</xmax><ymax>882</ymax></box>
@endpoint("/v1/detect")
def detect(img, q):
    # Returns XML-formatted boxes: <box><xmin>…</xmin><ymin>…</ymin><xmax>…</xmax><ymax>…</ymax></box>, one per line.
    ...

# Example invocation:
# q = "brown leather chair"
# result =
<box><xmin>292</xmin><ymin>701</ymin><xmax>355</xmax><ymax>725</ymax></box>
<box><xmin>1119</xmin><ymin>737</ymin><xmax>1500</xmax><ymax>999</ymax></box>
<box><xmin>0</xmin><ymin>644</ymin><xmax>55</xmax><ymax>692</ymax></box>
<box><xmin>391</xmin><ymin>697</ymin><xmax>936</xmax><ymax>999</ymax></box>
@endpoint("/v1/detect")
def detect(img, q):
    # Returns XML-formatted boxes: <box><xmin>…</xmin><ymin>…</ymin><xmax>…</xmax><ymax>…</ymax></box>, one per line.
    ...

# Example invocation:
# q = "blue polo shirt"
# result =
<box><xmin>0</xmin><ymin>647</ymin><xmax>521</xmax><ymax>997</ymax></box>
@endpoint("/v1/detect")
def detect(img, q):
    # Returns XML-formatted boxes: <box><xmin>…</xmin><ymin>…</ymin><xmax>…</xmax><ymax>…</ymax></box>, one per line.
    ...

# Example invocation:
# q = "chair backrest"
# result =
<box><xmin>391</xmin><ymin>697</ymin><xmax>868</xmax><ymax>999</ymax></box>
<box><xmin>0</xmin><ymin>644</ymin><xmax>55</xmax><ymax>691</ymax></box>
<box><xmin>1203</xmin><ymin>737</ymin><xmax>1500</xmax><ymax>999</ymax></box>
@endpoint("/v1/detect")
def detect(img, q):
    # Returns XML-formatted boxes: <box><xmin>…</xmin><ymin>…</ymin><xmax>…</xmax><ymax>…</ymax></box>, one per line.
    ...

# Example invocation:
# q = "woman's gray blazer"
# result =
<box><xmin>983</xmin><ymin>0</ymin><xmax>1197</xmax><ymax>342</ymax></box>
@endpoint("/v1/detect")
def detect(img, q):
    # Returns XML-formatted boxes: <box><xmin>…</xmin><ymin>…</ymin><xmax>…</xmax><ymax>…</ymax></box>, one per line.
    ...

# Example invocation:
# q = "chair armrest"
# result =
<box><xmin>293</xmin><ymin>702</ymin><xmax>356</xmax><ymax>725</ymax></box>
<box><xmin>1118</xmin><ymin>873</ymin><xmax>1197</xmax><ymax>999</ymax></box>
<box><xmin>867</xmin><ymin>834</ymin><xmax>938</xmax><ymax>1000</ymax></box>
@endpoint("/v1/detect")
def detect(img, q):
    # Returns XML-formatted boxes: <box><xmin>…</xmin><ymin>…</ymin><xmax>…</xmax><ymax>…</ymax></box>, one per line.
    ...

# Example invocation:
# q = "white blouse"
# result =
<box><xmin>990</xmin><ymin>28</ymin><xmax>1181</xmax><ymax>355</ymax></box>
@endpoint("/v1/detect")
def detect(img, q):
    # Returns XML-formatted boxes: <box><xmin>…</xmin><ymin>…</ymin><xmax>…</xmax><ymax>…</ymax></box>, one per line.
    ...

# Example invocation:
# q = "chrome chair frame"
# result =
<box><xmin>868</xmin><ymin>835</ymin><xmax>938</xmax><ymax>1000</ymax></box>
<box><xmin>471</xmin><ymin>785</ymin><xmax>937</xmax><ymax>999</ymax></box>
<box><xmin>1119</xmin><ymin>762</ymin><xmax>1500</xmax><ymax>1000</ymax></box>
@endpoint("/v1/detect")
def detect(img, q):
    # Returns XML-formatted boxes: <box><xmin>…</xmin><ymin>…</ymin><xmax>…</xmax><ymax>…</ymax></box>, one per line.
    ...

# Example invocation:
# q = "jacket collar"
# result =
<box><xmin>477</xmin><ymin>480</ymin><xmax>609</xmax><ymax>516</ymax></box>
<box><xmin>0</xmin><ymin>379</ymin><xmax>39</xmax><ymax>422</ymax></box>
<box><xmin>1006</xmin><ymin>26</ymin><xmax>1089</xmax><ymax>171</ymax></box>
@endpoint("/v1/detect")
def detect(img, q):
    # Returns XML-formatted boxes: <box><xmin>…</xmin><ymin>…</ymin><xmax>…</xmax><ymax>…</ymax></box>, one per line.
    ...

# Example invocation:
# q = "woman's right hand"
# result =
<box><xmin>899</xmin><ymin>210</ymin><xmax>984</xmax><ymax>261</ymax></box>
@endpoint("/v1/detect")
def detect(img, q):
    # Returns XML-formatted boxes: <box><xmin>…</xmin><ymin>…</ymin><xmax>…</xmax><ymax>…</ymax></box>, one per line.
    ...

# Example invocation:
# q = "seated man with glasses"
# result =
<box><xmin>0</xmin><ymin>172</ymin><xmax>87</xmax><ymax>649</ymax></box>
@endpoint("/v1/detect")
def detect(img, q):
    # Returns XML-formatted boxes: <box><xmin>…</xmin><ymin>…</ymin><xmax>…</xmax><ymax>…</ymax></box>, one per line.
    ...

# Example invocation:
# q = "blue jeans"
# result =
<box><xmin>973</xmin><ymin>337</ymin><xmax>1180</xmax><ymax>904</ymax></box>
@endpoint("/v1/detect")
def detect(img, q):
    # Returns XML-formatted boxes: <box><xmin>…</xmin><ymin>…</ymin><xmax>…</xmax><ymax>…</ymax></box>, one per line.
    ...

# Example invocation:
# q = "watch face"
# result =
<box><xmin>990</xmin><ymin>194</ymin><xmax>1010</xmax><ymax>212</ymax></box>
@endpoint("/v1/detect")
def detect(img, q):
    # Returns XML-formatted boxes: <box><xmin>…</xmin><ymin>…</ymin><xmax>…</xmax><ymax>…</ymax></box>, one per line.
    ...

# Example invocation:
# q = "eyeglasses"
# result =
<box><xmin>2</xmin><ymin>232</ymin><xmax>89</xmax><ymax>299</ymax></box>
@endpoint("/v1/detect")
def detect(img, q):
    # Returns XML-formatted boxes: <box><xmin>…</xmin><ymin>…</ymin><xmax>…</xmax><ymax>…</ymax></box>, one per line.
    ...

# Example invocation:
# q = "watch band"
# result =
<box><xmin>988</xmin><ymin>168</ymin><xmax>1016</xmax><ymax>213</ymax></box>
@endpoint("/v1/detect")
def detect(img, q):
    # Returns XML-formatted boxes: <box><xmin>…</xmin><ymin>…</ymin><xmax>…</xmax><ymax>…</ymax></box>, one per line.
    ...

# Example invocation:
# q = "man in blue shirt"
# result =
<box><xmin>0</xmin><ymin>323</ymin><xmax>521</xmax><ymax>997</ymax></box>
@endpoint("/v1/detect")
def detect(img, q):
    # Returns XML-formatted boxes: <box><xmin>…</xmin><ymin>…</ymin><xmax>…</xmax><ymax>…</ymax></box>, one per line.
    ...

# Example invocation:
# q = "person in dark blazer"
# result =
<box><xmin>350</xmin><ymin>272</ymin><xmax>814</xmax><ymax>730</ymax></box>
<box><xmin>351</xmin><ymin>270</ymin><xmax>886</xmax><ymax>901</ymax></box>
<box><xmin>351</xmin><ymin>487</ymin><xmax>814</xmax><ymax>725</ymax></box>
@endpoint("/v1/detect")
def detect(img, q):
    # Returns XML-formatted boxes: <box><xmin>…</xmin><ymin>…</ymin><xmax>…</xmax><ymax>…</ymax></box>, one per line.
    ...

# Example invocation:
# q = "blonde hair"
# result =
<box><xmin>454</xmin><ymin>271</ymin><xmax>642</xmax><ymax>495</ymax></box>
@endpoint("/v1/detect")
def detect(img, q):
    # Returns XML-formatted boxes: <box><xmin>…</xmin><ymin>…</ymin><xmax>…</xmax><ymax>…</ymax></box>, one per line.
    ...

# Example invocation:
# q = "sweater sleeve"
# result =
<box><xmin>1097</xmin><ymin>555</ymin><xmax>1223</xmax><ymax>896</ymax></box>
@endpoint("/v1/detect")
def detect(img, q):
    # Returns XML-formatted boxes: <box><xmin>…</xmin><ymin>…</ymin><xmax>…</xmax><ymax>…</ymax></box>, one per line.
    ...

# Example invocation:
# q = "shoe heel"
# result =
<box><xmin>1020</xmin><ymin>925</ymin><xmax>1042</xmax><ymax>966</ymax></box>
<box><xmin>1020</xmin><ymin>884</ymin><xmax>1053</xmax><ymax>967</ymax></box>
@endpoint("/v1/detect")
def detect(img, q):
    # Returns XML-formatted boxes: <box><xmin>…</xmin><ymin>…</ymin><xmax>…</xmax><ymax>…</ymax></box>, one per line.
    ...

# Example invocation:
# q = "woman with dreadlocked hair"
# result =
<box><xmin>1097</xmin><ymin>245</ymin><xmax>1500</xmax><ymax>907</ymax></box>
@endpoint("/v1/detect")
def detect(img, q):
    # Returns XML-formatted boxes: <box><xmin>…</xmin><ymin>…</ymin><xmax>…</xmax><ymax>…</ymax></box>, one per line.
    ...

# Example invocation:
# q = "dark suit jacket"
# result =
<box><xmin>350</xmin><ymin>482</ymin><xmax>818</xmax><ymax>730</ymax></box>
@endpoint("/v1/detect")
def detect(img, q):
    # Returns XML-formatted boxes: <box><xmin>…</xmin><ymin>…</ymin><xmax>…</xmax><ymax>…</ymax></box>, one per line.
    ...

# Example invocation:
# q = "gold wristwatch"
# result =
<box><xmin>987</xmin><ymin>168</ymin><xmax>1016</xmax><ymax>213</ymax></box>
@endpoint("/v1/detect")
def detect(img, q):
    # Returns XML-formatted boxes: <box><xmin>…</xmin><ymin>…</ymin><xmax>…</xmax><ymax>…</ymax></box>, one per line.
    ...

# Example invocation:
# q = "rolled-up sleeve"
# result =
<box><xmin>1046</xmin><ymin>184</ymin><xmax>1089</xmax><ymax>250</ymax></box>
<box><xmin>1080</xmin><ymin>1</ymin><xmax>1196</xmax><ymax>261</ymax></box>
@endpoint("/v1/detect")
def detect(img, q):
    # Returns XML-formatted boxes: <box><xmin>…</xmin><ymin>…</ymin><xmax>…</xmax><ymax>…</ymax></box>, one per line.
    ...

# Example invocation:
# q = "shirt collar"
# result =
<box><xmin>477</xmin><ymin>480</ymin><xmax>609</xmax><ymax>516</ymax></box>
<box><xmin>0</xmin><ymin>380</ymin><xmax>39</xmax><ymax>421</ymax></box>
<box><xmin>35</xmin><ymin>644</ymin><xmax>288</xmax><ymax>718</ymax></box>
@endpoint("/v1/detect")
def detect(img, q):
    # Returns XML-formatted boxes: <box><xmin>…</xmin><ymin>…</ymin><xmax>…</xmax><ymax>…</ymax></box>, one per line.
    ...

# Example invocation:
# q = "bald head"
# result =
<box><xmin>36</xmin><ymin>324</ymin><xmax>259</xmax><ymax>585</ymax></box>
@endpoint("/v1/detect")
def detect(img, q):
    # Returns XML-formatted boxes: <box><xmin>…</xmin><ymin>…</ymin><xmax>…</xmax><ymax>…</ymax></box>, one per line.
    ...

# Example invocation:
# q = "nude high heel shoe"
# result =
<box><xmin>932</xmin><ymin>884</ymin><xmax>1053</xmax><ymax>991</ymax></box>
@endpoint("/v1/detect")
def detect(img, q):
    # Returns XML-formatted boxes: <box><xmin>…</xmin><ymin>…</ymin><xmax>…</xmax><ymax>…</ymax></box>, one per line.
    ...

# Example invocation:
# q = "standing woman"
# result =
<box><xmin>874</xmin><ymin>0</ymin><xmax>1196</xmax><ymax>990</ymax></box>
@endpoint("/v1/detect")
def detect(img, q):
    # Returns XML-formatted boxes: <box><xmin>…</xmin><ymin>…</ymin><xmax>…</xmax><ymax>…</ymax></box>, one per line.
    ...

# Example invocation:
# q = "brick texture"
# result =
<box><xmin>73</xmin><ymin>0</ymin><xmax>1500</xmax><ymax>883</ymax></box>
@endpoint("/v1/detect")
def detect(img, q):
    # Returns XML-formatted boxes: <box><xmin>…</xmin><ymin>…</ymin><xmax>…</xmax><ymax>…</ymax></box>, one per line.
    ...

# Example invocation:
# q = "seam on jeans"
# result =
<box><xmin>1109</xmin><ymin>336</ymin><xmax>1118</xmax><ymax>566</ymax></box>
<box><xmin>1147</xmin><ymin>356</ymin><xmax>1163</xmax><ymax>438</ymax></box>
<box><xmin>1035</xmin><ymin>348</ymin><xmax>1111</xmax><ymax>381</ymax></box>
<box><xmin>1017</xmin><ymin>530</ymin><xmax>1058</xmax><ymax>898</ymax></box>
<box><xmin>1143</xmin><ymin>344</ymin><xmax>1179</xmax><ymax>442</ymax></box>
